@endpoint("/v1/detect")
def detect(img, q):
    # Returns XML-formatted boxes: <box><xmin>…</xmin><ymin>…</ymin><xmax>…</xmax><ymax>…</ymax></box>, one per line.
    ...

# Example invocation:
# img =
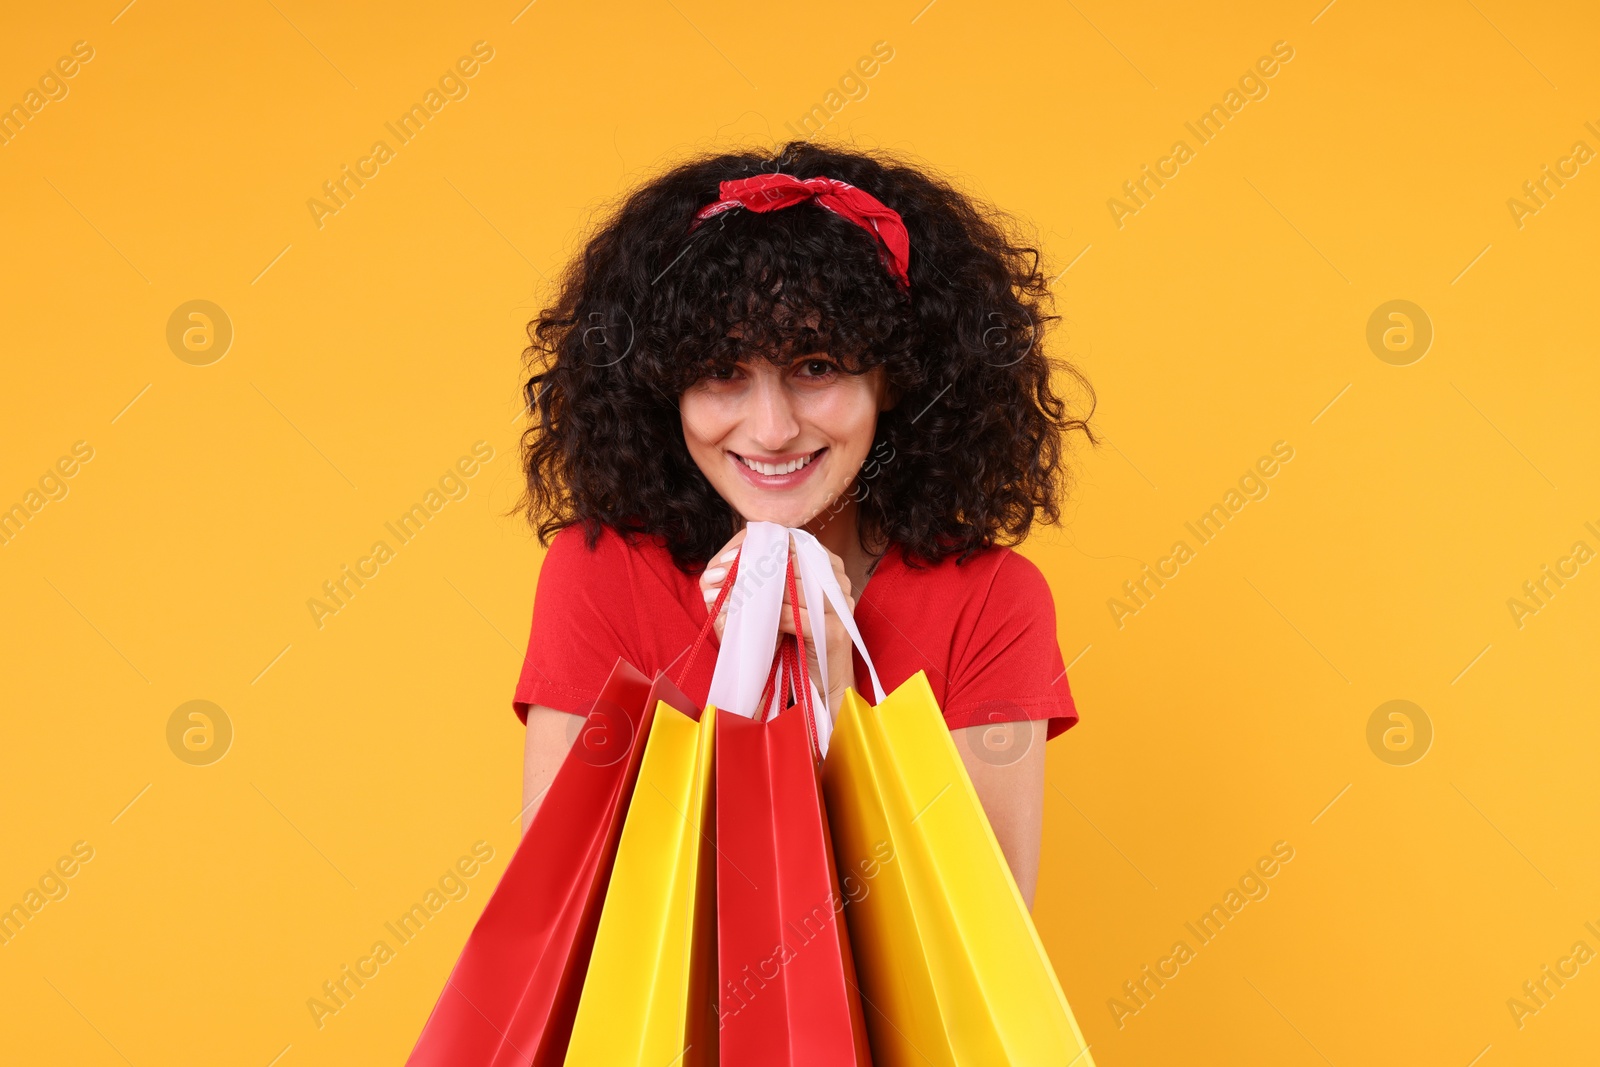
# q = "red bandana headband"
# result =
<box><xmin>689</xmin><ymin>174</ymin><xmax>912</xmax><ymax>292</ymax></box>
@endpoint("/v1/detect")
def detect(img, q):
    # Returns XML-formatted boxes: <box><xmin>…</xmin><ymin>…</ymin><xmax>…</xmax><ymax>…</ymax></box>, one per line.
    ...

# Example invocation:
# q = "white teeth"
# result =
<box><xmin>739</xmin><ymin>451</ymin><xmax>815</xmax><ymax>477</ymax></box>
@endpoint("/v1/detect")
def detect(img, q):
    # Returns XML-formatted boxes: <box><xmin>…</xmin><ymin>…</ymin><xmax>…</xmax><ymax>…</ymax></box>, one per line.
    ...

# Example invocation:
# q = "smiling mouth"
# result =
<box><xmin>730</xmin><ymin>448</ymin><xmax>826</xmax><ymax>477</ymax></box>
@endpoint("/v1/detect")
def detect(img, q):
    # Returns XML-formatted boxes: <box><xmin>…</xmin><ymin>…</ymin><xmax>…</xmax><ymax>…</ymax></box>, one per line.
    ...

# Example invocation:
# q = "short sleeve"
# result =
<box><xmin>941</xmin><ymin>550</ymin><xmax>1080</xmax><ymax>741</ymax></box>
<box><xmin>511</xmin><ymin>525</ymin><xmax>641</xmax><ymax>724</ymax></box>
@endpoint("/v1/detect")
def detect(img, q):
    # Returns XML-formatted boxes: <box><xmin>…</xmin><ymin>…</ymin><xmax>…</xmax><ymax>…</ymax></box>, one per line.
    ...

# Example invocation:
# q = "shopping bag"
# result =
<box><xmin>704</xmin><ymin>522</ymin><xmax>882</xmax><ymax>1064</ymax></box>
<box><xmin>715</xmin><ymin>633</ymin><xmax>873</xmax><ymax>1064</ymax></box>
<box><xmin>822</xmin><ymin>672</ymin><xmax>1096</xmax><ymax>1066</ymax></box>
<box><xmin>405</xmin><ymin>659</ymin><xmax>699</xmax><ymax>1067</ymax></box>
<box><xmin>564</xmin><ymin>698</ymin><xmax>720</xmax><ymax>1066</ymax></box>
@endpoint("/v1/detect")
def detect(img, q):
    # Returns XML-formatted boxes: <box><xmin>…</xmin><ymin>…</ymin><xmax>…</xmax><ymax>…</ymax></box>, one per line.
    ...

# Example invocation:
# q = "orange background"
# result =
<box><xmin>3</xmin><ymin>1</ymin><xmax>1597</xmax><ymax>1063</ymax></box>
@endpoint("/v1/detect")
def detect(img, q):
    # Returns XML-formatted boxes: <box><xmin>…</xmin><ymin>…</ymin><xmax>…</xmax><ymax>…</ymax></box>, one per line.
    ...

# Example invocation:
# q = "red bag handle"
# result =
<box><xmin>674</xmin><ymin>549</ymin><xmax>742</xmax><ymax>690</ymax></box>
<box><xmin>783</xmin><ymin>553</ymin><xmax>823</xmax><ymax>761</ymax></box>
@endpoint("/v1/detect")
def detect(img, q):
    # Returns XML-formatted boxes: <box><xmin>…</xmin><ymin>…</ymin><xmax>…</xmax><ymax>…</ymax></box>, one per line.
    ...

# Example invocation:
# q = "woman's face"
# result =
<box><xmin>680</xmin><ymin>353</ymin><xmax>892</xmax><ymax>530</ymax></box>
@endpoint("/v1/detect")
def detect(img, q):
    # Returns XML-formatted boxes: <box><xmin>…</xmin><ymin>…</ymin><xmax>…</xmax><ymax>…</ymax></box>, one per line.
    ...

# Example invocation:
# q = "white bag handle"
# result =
<box><xmin>705</xmin><ymin>521</ymin><xmax>886</xmax><ymax>757</ymax></box>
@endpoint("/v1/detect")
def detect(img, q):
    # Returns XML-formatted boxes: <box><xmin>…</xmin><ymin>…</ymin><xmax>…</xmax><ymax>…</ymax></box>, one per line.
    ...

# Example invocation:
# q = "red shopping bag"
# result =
<box><xmin>714</xmin><ymin>566</ymin><xmax>873</xmax><ymax>1064</ymax></box>
<box><xmin>409</xmin><ymin>553</ymin><xmax>739</xmax><ymax>1067</ymax></box>
<box><xmin>406</xmin><ymin>658</ymin><xmax>700</xmax><ymax>1067</ymax></box>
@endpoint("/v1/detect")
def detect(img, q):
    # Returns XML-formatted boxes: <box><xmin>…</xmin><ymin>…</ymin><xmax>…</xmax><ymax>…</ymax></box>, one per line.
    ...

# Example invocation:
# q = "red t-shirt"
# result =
<box><xmin>511</xmin><ymin>524</ymin><xmax>1080</xmax><ymax>741</ymax></box>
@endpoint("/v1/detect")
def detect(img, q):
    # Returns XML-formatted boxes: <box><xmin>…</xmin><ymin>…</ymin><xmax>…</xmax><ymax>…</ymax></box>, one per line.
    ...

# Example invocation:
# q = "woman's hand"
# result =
<box><xmin>778</xmin><ymin>543</ymin><xmax>856</xmax><ymax>720</ymax></box>
<box><xmin>699</xmin><ymin>532</ymin><xmax>857</xmax><ymax>718</ymax></box>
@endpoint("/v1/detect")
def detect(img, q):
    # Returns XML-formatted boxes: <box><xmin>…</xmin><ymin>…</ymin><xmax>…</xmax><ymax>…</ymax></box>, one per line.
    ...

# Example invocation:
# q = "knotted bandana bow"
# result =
<box><xmin>689</xmin><ymin>173</ymin><xmax>912</xmax><ymax>292</ymax></box>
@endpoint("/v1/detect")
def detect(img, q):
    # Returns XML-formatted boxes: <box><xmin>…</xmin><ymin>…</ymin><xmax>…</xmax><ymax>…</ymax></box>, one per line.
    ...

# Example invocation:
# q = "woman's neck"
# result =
<box><xmin>803</xmin><ymin>498</ymin><xmax>885</xmax><ymax>600</ymax></box>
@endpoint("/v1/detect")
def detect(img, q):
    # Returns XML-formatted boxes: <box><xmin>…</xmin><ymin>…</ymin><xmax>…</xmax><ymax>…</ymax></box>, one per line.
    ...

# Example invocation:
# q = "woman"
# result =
<box><xmin>510</xmin><ymin>141</ymin><xmax>1095</xmax><ymax>909</ymax></box>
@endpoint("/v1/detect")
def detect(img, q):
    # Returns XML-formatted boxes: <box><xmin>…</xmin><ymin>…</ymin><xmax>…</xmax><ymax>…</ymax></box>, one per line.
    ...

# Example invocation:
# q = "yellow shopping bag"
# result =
<box><xmin>565</xmin><ymin>702</ymin><xmax>718</xmax><ymax>1067</ymax></box>
<box><xmin>822</xmin><ymin>672</ymin><xmax>1095</xmax><ymax>1067</ymax></box>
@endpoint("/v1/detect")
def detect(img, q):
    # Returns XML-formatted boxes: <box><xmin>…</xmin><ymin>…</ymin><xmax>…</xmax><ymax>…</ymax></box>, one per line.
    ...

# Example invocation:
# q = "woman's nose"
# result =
<box><xmin>748</xmin><ymin>369</ymin><xmax>800</xmax><ymax>449</ymax></box>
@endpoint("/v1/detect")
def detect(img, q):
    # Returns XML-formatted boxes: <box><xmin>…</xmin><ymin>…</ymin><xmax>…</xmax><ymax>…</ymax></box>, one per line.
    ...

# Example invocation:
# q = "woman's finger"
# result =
<box><xmin>778</xmin><ymin>604</ymin><xmax>846</xmax><ymax>644</ymax></box>
<box><xmin>779</xmin><ymin>556</ymin><xmax>855</xmax><ymax>615</ymax></box>
<box><xmin>777</xmin><ymin>602</ymin><xmax>811</xmax><ymax>635</ymax></box>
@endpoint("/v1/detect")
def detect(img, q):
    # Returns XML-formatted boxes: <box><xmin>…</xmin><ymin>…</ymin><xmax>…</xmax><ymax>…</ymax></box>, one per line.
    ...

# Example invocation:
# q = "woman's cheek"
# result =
<box><xmin>811</xmin><ymin>383</ymin><xmax>879</xmax><ymax>446</ymax></box>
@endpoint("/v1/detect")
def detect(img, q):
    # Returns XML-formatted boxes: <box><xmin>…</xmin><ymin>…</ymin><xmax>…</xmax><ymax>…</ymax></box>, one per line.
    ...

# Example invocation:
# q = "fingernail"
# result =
<box><xmin>703</xmin><ymin>587</ymin><xmax>718</xmax><ymax>601</ymax></box>
<box><xmin>720</xmin><ymin>550</ymin><xmax>737</xmax><ymax>562</ymax></box>
<box><xmin>703</xmin><ymin>567</ymin><xmax>727</xmax><ymax>583</ymax></box>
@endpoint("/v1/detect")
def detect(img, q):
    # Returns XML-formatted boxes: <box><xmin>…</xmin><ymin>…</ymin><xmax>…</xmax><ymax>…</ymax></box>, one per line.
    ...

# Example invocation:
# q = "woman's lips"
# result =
<box><xmin>729</xmin><ymin>447</ymin><xmax>826</xmax><ymax>490</ymax></box>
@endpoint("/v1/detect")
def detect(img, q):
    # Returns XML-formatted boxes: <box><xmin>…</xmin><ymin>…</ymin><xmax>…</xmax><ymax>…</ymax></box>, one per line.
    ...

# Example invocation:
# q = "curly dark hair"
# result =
<box><xmin>515</xmin><ymin>139</ymin><xmax>1096</xmax><ymax>572</ymax></box>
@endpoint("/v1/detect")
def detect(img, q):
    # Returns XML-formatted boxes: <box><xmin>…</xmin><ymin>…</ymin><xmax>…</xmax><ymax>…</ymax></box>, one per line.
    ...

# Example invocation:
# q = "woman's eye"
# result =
<box><xmin>799</xmin><ymin>358</ymin><xmax>837</xmax><ymax>377</ymax></box>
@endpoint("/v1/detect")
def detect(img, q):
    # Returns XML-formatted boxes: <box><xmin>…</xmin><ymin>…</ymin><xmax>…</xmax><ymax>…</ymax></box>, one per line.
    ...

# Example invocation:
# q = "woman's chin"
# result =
<box><xmin>738</xmin><ymin>507</ymin><xmax>806</xmax><ymax>527</ymax></box>
<box><xmin>732</xmin><ymin>495</ymin><xmax>828</xmax><ymax>529</ymax></box>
